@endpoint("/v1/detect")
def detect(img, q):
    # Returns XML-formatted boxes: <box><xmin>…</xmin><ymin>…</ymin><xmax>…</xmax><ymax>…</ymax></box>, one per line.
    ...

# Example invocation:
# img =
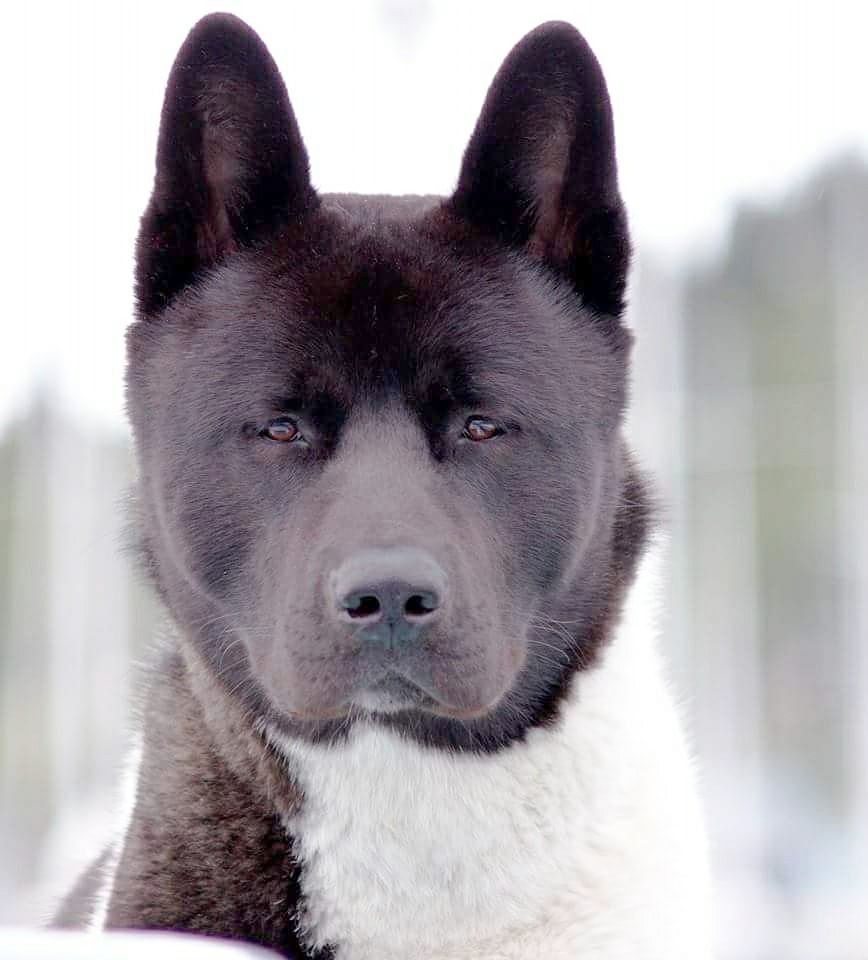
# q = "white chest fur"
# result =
<box><xmin>272</xmin><ymin>552</ymin><xmax>713</xmax><ymax>960</ymax></box>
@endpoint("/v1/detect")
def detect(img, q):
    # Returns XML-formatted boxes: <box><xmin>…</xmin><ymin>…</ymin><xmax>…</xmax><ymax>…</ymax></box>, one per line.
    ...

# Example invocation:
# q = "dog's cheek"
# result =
<box><xmin>243</xmin><ymin>521</ymin><xmax>329</xmax><ymax>673</ymax></box>
<box><xmin>505</xmin><ymin>448</ymin><xmax>595</xmax><ymax>598</ymax></box>
<box><xmin>446</xmin><ymin>526</ymin><xmax>530</xmax><ymax>703</ymax></box>
<box><xmin>155</xmin><ymin>455</ymin><xmax>260</xmax><ymax>603</ymax></box>
<box><xmin>181</xmin><ymin>500</ymin><xmax>255</xmax><ymax>600</ymax></box>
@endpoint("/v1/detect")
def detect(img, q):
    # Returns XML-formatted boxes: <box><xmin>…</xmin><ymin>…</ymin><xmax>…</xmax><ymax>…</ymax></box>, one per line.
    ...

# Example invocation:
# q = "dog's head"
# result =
<box><xmin>128</xmin><ymin>15</ymin><xmax>647</xmax><ymax>749</ymax></box>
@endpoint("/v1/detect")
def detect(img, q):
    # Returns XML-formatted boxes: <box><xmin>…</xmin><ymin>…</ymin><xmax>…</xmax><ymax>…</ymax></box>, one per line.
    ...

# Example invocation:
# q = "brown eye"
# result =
<box><xmin>463</xmin><ymin>417</ymin><xmax>502</xmax><ymax>442</ymax></box>
<box><xmin>262</xmin><ymin>417</ymin><xmax>302</xmax><ymax>443</ymax></box>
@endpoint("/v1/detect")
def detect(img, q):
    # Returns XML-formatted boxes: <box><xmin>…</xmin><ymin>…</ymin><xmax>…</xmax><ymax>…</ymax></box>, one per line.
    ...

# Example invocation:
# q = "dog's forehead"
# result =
<box><xmin>235</xmin><ymin>207</ymin><xmax>585</xmax><ymax>412</ymax></box>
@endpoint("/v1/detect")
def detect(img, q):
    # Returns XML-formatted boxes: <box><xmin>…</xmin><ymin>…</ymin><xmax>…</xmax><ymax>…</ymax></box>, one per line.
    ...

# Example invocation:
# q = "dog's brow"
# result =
<box><xmin>270</xmin><ymin>395</ymin><xmax>305</xmax><ymax>411</ymax></box>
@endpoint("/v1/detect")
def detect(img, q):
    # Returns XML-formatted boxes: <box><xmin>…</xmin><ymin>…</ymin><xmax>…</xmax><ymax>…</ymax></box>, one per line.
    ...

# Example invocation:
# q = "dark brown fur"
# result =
<box><xmin>56</xmin><ymin>14</ymin><xmax>651</xmax><ymax>957</ymax></box>
<box><xmin>103</xmin><ymin>646</ymin><xmax>319</xmax><ymax>955</ymax></box>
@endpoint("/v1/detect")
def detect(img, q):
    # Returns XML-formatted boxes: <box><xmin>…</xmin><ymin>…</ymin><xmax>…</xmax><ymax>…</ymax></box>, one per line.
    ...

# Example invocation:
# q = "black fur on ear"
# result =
<box><xmin>136</xmin><ymin>13</ymin><xmax>315</xmax><ymax>315</ymax></box>
<box><xmin>451</xmin><ymin>22</ymin><xmax>630</xmax><ymax>320</ymax></box>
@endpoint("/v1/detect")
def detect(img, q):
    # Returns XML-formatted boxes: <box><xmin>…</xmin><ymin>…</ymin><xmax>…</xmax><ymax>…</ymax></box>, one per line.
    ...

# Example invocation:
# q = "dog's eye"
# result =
<box><xmin>463</xmin><ymin>417</ymin><xmax>502</xmax><ymax>442</ymax></box>
<box><xmin>261</xmin><ymin>417</ymin><xmax>303</xmax><ymax>443</ymax></box>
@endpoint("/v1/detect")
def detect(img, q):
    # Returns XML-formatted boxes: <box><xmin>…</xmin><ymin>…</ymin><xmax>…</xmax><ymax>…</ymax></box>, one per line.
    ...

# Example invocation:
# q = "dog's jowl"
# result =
<box><xmin>57</xmin><ymin>13</ymin><xmax>713</xmax><ymax>959</ymax></box>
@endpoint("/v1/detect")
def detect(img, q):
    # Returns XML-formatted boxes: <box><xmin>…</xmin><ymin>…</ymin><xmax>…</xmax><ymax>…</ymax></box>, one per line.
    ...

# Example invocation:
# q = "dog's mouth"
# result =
<box><xmin>252</xmin><ymin>621</ymin><xmax>522</xmax><ymax>726</ymax></box>
<box><xmin>349</xmin><ymin>671</ymin><xmax>502</xmax><ymax>721</ymax></box>
<box><xmin>277</xmin><ymin>673</ymin><xmax>500</xmax><ymax>726</ymax></box>
<box><xmin>350</xmin><ymin>673</ymin><xmax>437</xmax><ymax>714</ymax></box>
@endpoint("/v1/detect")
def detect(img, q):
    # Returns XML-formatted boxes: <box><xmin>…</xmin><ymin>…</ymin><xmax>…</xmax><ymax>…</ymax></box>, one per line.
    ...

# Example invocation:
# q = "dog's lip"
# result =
<box><xmin>389</xmin><ymin>658</ymin><xmax>503</xmax><ymax>716</ymax></box>
<box><xmin>283</xmin><ymin>702</ymin><xmax>350</xmax><ymax>722</ymax></box>
<box><xmin>423</xmin><ymin>700</ymin><xmax>496</xmax><ymax>720</ymax></box>
<box><xmin>367</xmin><ymin>668</ymin><xmax>500</xmax><ymax>720</ymax></box>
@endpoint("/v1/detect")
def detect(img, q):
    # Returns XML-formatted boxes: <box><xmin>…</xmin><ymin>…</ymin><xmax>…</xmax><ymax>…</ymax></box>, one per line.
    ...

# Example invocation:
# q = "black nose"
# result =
<box><xmin>330</xmin><ymin>547</ymin><xmax>446</xmax><ymax>646</ymax></box>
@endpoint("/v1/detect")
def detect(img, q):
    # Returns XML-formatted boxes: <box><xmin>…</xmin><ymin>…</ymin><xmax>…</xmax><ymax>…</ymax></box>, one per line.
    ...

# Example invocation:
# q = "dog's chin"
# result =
<box><xmin>350</xmin><ymin>674</ymin><xmax>438</xmax><ymax>715</ymax></box>
<box><xmin>279</xmin><ymin>673</ymin><xmax>501</xmax><ymax>723</ymax></box>
<box><xmin>350</xmin><ymin>674</ymin><xmax>504</xmax><ymax>721</ymax></box>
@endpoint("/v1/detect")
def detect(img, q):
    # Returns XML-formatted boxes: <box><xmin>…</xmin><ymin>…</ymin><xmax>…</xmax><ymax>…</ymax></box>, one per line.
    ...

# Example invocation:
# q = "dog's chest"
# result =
<box><xmin>274</xmin><ymin>628</ymin><xmax>707</xmax><ymax>960</ymax></box>
<box><xmin>282</xmin><ymin>727</ymin><xmax>600</xmax><ymax>960</ymax></box>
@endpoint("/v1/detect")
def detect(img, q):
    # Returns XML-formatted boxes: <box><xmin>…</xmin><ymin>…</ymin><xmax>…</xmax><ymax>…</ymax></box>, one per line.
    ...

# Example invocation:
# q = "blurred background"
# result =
<box><xmin>1</xmin><ymin>1</ymin><xmax>866</xmax><ymax>957</ymax></box>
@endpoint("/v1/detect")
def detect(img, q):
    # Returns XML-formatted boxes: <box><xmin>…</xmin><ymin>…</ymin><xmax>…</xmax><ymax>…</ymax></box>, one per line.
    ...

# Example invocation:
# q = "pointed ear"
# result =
<box><xmin>136</xmin><ymin>14</ymin><xmax>315</xmax><ymax>315</ymax></box>
<box><xmin>451</xmin><ymin>22</ymin><xmax>630</xmax><ymax>319</ymax></box>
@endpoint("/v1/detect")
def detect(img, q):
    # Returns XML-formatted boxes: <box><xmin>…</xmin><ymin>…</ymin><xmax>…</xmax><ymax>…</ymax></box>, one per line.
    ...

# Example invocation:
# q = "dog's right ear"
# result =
<box><xmin>136</xmin><ymin>14</ymin><xmax>315</xmax><ymax>316</ymax></box>
<box><xmin>451</xmin><ymin>22</ymin><xmax>629</xmax><ymax>321</ymax></box>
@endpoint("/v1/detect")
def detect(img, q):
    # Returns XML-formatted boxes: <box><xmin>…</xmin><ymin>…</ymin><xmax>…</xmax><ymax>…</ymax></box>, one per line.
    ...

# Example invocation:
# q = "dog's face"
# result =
<box><xmin>128</xmin><ymin>15</ymin><xmax>642</xmax><ymax>748</ymax></box>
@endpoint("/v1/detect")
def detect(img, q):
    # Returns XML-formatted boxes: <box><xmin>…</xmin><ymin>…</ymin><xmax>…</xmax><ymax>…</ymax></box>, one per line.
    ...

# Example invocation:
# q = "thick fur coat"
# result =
<box><xmin>56</xmin><ymin>13</ymin><xmax>713</xmax><ymax>959</ymax></box>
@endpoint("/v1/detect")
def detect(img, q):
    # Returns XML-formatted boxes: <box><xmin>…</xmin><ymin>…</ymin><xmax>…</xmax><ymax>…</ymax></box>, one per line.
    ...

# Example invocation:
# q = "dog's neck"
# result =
<box><xmin>267</xmin><ymin>544</ymin><xmax>710</xmax><ymax>960</ymax></box>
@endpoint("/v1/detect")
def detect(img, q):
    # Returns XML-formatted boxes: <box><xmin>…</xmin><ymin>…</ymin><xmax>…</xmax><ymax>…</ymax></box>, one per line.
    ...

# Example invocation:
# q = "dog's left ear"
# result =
<box><xmin>451</xmin><ymin>22</ymin><xmax>630</xmax><ymax>319</ymax></box>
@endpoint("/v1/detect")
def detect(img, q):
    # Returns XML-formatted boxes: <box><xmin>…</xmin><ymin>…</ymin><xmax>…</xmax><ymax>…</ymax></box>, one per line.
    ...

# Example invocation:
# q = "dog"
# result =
<box><xmin>56</xmin><ymin>13</ymin><xmax>713</xmax><ymax>959</ymax></box>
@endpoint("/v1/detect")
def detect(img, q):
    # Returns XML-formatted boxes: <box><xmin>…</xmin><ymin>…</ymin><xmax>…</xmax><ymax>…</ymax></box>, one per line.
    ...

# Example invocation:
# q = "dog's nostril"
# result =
<box><xmin>331</xmin><ymin>548</ymin><xmax>448</xmax><ymax>636</ymax></box>
<box><xmin>343</xmin><ymin>593</ymin><xmax>382</xmax><ymax>619</ymax></box>
<box><xmin>404</xmin><ymin>592</ymin><xmax>439</xmax><ymax>618</ymax></box>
